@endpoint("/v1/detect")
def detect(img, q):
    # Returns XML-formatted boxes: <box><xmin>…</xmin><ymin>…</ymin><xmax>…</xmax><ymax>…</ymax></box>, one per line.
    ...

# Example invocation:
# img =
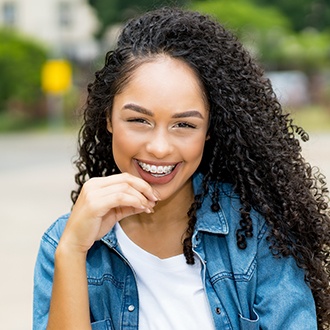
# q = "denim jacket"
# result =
<box><xmin>33</xmin><ymin>173</ymin><xmax>317</xmax><ymax>329</ymax></box>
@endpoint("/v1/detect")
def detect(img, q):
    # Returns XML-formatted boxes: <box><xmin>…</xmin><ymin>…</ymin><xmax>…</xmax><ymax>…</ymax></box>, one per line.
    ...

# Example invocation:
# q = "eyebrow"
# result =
<box><xmin>122</xmin><ymin>103</ymin><xmax>204</xmax><ymax>119</ymax></box>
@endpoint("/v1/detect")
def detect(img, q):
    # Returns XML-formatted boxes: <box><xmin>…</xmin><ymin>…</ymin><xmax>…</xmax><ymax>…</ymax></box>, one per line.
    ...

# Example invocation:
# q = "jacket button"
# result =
<box><xmin>215</xmin><ymin>307</ymin><xmax>221</xmax><ymax>314</ymax></box>
<box><xmin>128</xmin><ymin>305</ymin><xmax>135</xmax><ymax>312</ymax></box>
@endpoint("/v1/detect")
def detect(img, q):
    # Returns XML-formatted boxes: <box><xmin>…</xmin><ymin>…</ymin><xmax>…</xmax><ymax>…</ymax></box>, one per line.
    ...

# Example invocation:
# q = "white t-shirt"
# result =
<box><xmin>115</xmin><ymin>223</ymin><xmax>215</xmax><ymax>330</ymax></box>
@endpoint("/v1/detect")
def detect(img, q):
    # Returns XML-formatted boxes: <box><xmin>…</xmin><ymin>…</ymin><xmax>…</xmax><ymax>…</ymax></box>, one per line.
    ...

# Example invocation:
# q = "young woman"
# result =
<box><xmin>33</xmin><ymin>7</ymin><xmax>330</xmax><ymax>330</ymax></box>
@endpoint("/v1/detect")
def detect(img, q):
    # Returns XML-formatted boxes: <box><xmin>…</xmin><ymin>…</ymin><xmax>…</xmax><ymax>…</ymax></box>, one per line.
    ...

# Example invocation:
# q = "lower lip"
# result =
<box><xmin>134</xmin><ymin>160</ymin><xmax>181</xmax><ymax>185</ymax></box>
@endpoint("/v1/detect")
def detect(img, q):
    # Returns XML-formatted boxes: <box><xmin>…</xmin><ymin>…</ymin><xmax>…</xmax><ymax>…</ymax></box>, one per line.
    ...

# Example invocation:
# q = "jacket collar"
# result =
<box><xmin>193</xmin><ymin>172</ymin><xmax>229</xmax><ymax>236</ymax></box>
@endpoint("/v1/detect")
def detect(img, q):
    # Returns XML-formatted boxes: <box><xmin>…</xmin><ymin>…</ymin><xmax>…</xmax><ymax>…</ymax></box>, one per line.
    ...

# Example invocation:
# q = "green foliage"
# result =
<box><xmin>0</xmin><ymin>111</ymin><xmax>48</xmax><ymax>132</ymax></box>
<box><xmin>191</xmin><ymin>0</ymin><xmax>291</xmax><ymax>36</ymax></box>
<box><xmin>263</xmin><ymin>29</ymin><xmax>330</xmax><ymax>71</ymax></box>
<box><xmin>0</xmin><ymin>29</ymin><xmax>47</xmax><ymax>112</ymax></box>
<box><xmin>190</xmin><ymin>0</ymin><xmax>330</xmax><ymax>72</ymax></box>
<box><xmin>88</xmin><ymin>0</ymin><xmax>189</xmax><ymax>36</ymax></box>
<box><xmin>252</xmin><ymin>0</ymin><xmax>330</xmax><ymax>32</ymax></box>
<box><xmin>89</xmin><ymin>0</ymin><xmax>330</xmax><ymax>74</ymax></box>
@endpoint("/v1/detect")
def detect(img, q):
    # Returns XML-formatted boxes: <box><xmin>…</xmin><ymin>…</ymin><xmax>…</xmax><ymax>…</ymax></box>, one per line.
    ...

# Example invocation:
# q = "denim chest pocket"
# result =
<box><xmin>205</xmin><ymin>230</ymin><xmax>257</xmax><ymax>284</ymax></box>
<box><xmin>202</xmin><ymin>234</ymin><xmax>259</xmax><ymax>329</ymax></box>
<box><xmin>209</xmin><ymin>256</ymin><xmax>257</xmax><ymax>284</ymax></box>
<box><xmin>91</xmin><ymin>319</ymin><xmax>114</xmax><ymax>330</ymax></box>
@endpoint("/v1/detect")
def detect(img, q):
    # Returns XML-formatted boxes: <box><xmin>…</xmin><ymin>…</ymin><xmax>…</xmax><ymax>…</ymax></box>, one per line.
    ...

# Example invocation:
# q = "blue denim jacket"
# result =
<box><xmin>33</xmin><ymin>173</ymin><xmax>317</xmax><ymax>329</ymax></box>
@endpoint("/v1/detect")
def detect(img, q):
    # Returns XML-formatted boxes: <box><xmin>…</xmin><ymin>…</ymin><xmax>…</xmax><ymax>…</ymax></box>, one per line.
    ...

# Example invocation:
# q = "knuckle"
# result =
<box><xmin>83</xmin><ymin>179</ymin><xmax>94</xmax><ymax>192</ymax></box>
<box><xmin>122</xmin><ymin>172</ymin><xmax>135</xmax><ymax>183</ymax></box>
<box><xmin>121</xmin><ymin>172</ymin><xmax>130</xmax><ymax>180</ymax></box>
<box><xmin>86</xmin><ymin>177</ymin><xmax>99</xmax><ymax>186</ymax></box>
<box><xmin>121</xmin><ymin>182</ymin><xmax>131</xmax><ymax>191</ymax></box>
<box><xmin>115</xmin><ymin>192</ymin><xmax>126</xmax><ymax>203</ymax></box>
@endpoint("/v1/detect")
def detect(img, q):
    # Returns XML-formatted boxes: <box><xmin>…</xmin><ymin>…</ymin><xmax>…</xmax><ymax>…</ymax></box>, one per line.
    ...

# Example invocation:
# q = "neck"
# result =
<box><xmin>119</xmin><ymin>179</ymin><xmax>195</xmax><ymax>258</ymax></box>
<box><xmin>126</xmin><ymin>179</ymin><xmax>194</xmax><ymax>227</ymax></box>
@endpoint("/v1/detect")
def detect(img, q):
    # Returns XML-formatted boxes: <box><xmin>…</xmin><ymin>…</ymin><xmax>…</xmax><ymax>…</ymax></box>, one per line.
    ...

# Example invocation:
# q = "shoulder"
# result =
<box><xmin>40</xmin><ymin>213</ymin><xmax>70</xmax><ymax>249</ymax></box>
<box><xmin>218</xmin><ymin>182</ymin><xmax>267</xmax><ymax>236</ymax></box>
<box><xmin>194</xmin><ymin>173</ymin><xmax>267</xmax><ymax>239</ymax></box>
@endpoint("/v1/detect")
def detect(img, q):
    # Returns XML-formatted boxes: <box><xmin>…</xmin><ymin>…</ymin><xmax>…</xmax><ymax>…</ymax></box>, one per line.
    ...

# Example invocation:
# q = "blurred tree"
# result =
<box><xmin>88</xmin><ymin>0</ymin><xmax>189</xmax><ymax>36</ymax></box>
<box><xmin>190</xmin><ymin>1</ymin><xmax>330</xmax><ymax>72</ymax></box>
<box><xmin>190</xmin><ymin>0</ymin><xmax>291</xmax><ymax>63</ymax></box>
<box><xmin>252</xmin><ymin>0</ymin><xmax>330</xmax><ymax>32</ymax></box>
<box><xmin>267</xmin><ymin>30</ymin><xmax>330</xmax><ymax>72</ymax></box>
<box><xmin>191</xmin><ymin>0</ymin><xmax>291</xmax><ymax>36</ymax></box>
<box><xmin>0</xmin><ymin>30</ymin><xmax>47</xmax><ymax>113</ymax></box>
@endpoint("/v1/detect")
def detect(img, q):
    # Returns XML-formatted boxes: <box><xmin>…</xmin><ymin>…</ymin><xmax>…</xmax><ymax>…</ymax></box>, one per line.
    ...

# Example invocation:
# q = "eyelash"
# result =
<box><xmin>127</xmin><ymin>118</ymin><xmax>149</xmax><ymax>124</ymax></box>
<box><xmin>174</xmin><ymin>122</ymin><xmax>197</xmax><ymax>129</ymax></box>
<box><xmin>126</xmin><ymin>118</ymin><xmax>196</xmax><ymax>129</ymax></box>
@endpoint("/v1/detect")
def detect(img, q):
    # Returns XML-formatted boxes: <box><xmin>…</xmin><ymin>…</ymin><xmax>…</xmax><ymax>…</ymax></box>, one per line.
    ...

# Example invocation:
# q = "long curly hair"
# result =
<box><xmin>71</xmin><ymin>7</ymin><xmax>330</xmax><ymax>328</ymax></box>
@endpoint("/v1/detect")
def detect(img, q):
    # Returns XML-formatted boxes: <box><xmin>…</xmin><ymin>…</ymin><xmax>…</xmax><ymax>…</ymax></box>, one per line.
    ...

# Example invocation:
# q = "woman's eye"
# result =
<box><xmin>175</xmin><ymin>122</ymin><xmax>196</xmax><ymax>129</ymax></box>
<box><xmin>127</xmin><ymin>118</ymin><xmax>149</xmax><ymax>124</ymax></box>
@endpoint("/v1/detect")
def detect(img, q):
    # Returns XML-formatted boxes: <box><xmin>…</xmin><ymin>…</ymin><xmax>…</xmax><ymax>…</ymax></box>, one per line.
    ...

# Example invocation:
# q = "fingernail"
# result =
<box><xmin>152</xmin><ymin>190</ymin><xmax>161</xmax><ymax>201</ymax></box>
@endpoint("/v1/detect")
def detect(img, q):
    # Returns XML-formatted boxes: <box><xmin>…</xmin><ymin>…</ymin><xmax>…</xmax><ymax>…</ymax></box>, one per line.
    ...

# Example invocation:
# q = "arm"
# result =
<box><xmin>255</xmin><ymin>224</ymin><xmax>317</xmax><ymax>330</ymax></box>
<box><xmin>34</xmin><ymin>174</ymin><xmax>158</xmax><ymax>329</ymax></box>
<box><xmin>47</xmin><ymin>246</ymin><xmax>91</xmax><ymax>329</ymax></box>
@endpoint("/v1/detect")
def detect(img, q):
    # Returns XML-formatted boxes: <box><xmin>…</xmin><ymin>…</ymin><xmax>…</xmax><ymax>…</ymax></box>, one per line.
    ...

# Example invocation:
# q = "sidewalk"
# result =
<box><xmin>0</xmin><ymin>132</ymin><xmax>77</xmax><ymax>330</ymax></box>
<box><xmin>0</xmin><ymin>131</ymin><xmax>329</xmax><ymax>330</ymax></box>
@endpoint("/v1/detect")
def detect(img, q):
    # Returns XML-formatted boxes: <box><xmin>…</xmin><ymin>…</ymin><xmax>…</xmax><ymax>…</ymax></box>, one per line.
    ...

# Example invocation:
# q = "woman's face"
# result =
<box><xmin>108</xmin><ymin>56</ymin><xmax>209</xmax><ymax>201</ymax></box>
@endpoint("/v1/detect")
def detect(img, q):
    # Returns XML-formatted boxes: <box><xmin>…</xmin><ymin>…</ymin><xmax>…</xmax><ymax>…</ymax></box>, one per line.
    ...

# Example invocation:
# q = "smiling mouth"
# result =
<box><xmin>138</xmin><ymin>161</ymin><xmax>176</xmax><ymax>177</ymax></box>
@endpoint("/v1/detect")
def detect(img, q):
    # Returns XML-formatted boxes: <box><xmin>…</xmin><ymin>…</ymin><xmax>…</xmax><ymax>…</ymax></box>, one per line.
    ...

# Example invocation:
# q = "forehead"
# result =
<box><xmin>132</xmin><ymin>56</ymin><xmax>200</xmax><ymax>81</ymax></box>
<box><xmin>116</xmin><ymin>56</ymin><xmax>208</xmax><ymax>107</ymax></box>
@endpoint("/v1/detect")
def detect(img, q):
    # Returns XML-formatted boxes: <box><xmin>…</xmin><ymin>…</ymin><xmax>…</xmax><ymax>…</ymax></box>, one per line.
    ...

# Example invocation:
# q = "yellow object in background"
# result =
<box><xmin>42</xmin><ymin>59</ymin><xmax>72</xmax><ymax>94</ymax></box>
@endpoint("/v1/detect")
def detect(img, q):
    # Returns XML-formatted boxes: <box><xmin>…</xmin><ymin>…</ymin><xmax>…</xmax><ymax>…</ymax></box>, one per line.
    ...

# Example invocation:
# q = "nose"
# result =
<box><xmin>146</xmin><ymin>128</ymin><xmax>174</xmax><ymax>159</ymax></box>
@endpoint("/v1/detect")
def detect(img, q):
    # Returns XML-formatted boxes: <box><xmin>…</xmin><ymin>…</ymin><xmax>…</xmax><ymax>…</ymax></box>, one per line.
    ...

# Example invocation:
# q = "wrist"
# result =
<box><xmin>55</xmin><ymin>238</ymin><xmax>89</xmax><ymax>260</ymax></box>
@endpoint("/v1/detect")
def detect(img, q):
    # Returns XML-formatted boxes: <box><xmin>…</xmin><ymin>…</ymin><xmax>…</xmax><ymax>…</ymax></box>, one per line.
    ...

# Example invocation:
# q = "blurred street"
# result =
<box><xmin>0</xmin><ymin>131</ymin><xmax>330</xmax><ymax>330</ymax></box>
<box><xmin>0</xmin><ymin>132</ymin><xmax>77</xmax><ymax>330</ymax></box>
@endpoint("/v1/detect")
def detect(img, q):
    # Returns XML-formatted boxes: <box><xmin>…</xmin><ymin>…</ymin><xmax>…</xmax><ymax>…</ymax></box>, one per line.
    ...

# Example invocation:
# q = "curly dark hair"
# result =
<box><xmin>71</xmin><ymin>7</ymin><xmax>330</xmax><ymax>328</ymax></box>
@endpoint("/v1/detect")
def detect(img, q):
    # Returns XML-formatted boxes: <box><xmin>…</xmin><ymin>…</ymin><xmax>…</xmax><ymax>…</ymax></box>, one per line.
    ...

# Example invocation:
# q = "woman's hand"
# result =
<box><xmin>48</xmin><ymin>173</ymin><xmax>158</xmax><ymax>329</ymax></box>
<box><xmin>59</xmin><ymin>173</ymin><xmax>159</xmax><ymax>254</ymax></box>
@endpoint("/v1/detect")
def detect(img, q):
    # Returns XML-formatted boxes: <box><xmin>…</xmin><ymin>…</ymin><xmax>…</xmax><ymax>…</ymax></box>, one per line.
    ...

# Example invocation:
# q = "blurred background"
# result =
<box><xmin>0</xmin><ymin>0</ymin><xmax>329</xmax><ymax>329</ymax></box>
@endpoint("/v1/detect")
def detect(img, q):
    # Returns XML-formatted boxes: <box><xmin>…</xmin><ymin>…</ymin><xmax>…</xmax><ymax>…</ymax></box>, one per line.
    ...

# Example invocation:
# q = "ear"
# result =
<box><xmin>106</xmin><ymin>117</ymin><xmax>113</xmax><ymax>133</ymax></box>
<box><xmin>205</xmin><ymin>133</ymin><xmax>210</xmax><ymax>141</ymax></box>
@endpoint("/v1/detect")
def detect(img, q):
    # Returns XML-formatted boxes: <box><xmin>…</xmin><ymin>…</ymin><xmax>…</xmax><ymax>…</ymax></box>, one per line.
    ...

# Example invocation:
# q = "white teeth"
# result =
<box><xmin>138</xmin><ymin>161</ymin><xmax>175</xmax><ymax>176</ymax></box>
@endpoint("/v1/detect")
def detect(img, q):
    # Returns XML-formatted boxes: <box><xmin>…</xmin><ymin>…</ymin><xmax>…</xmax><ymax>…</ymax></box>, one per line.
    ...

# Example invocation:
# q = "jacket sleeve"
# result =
<box><xmin>254</xmin><ymin>223</ymin><xmax>317</xmax><ymax>330</ymax></box>
<box><xmin>33</xmin><ymin>232</ymin><xmax>57</xmax><ymax>330</ymax></box>
<box><xmin>33</xmin><ymin>216</ymin><xmax>69</xmax><ymax>330</ymax></box>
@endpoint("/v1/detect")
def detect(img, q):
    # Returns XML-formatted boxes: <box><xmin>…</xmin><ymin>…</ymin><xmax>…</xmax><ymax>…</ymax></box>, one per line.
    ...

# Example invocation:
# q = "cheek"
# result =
<box><xmin>111</xmin><ymin>129</ymin><xmax>142</xmax><ymax>169</ymax></box>
<box><xmin>185</xmin><ymin>135</ymin><xmax>207</xmax><ymax>163</ymax></box>
<box><xmin>112</xmin><ymin>132</ymin><xmax>129</xmax><ymax>156</ymax></box>
<box><xmin>113</xmin><ymin>128</ymin><xmax>144</xmax><ymax>150</ymax></box>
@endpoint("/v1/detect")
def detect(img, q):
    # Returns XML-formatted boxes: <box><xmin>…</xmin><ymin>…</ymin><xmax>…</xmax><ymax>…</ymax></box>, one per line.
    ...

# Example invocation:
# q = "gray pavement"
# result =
<box><xmin>0</xmin><ymin>132</ymin><xmax>77</xmax><ymax>330</ymax></box>
<box><xmin>0</xmin><ymin>131</ymin><xmax>329</xmax><ymax>330</ymax></box>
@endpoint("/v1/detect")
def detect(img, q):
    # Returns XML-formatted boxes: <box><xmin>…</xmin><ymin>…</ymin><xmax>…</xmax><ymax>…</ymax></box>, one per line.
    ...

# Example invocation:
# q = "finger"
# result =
<box><xmin>86</xmin><ymin>173</ymin><xmax>159</xmax><ymax>202</ymax></box>
<box><xmin>100</xmin><ymin>182</ymin><xmax>156</xmax><ymax>208</ymax></box>
<box><xmin>113</xmin><ymin>173</ymin><xmax>160</xmax><ymax>201</ymax></box>
<box><xmin>80</xmin><ymin>182</ymin><xmax>156</xmax><ymax>213</ymax></box>
<box><xmin>95</xmin><ymin>191</ymin><xmax>155</xmax><ymax>217</ymax></box>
